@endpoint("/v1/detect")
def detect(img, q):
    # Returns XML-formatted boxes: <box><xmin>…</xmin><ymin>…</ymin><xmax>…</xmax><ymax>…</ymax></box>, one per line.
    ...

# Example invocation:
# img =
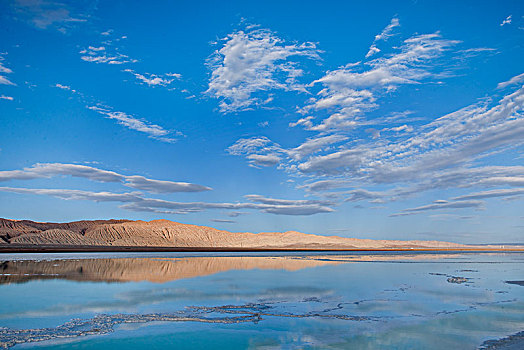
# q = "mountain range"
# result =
<box><xmin>0</xmin><ymin>218</ymin><xmax>476</xmax><ymax>250</ymax></box>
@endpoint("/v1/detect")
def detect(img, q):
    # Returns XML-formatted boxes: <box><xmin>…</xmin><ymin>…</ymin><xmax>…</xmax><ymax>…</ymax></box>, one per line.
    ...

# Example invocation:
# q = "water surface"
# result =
<box><xmin>0</xmin><ymin>252</ymin><xmax>522</xmax><ymax>349</ymax></box>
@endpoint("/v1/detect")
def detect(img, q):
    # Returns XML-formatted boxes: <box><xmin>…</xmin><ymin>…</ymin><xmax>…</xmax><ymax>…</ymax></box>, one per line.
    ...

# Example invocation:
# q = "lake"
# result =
<box><xmin>0</xmin><ymin>252</ymin><xmax>523</xmax><ymax>349</ymax></box>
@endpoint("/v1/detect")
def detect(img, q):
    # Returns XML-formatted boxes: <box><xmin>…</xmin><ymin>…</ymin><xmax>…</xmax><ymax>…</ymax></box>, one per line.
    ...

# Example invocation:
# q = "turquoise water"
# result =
<box><xmin>0</xmin><ymin>252</ymin><xmax>522</xmax><ymax>349</ymax></box>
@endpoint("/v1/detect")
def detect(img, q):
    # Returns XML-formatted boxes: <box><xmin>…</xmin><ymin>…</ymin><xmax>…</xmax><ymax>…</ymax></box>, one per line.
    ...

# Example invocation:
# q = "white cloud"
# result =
<box><xmin>11</xmin><ymin>0</ymin><xmax>90</xmax><ymax>32</ymax></box>
<box><xmin>297</xmin><ymin>148</ymin><xmax>369</xmax><ymax>175</ymax></box>
<box><xmin>497</xmin><ymin>72</ymin><xmax>524</xmax><ymax>89</ymax></box>
<box><xmin>227</xmin><ymin>136</ymin><xmax>284</xmax><ymax>167</ymax></box>
<box><xmin>394</xmin><ymin>199</ymin><xmax>484</xmax><ymax>215</ymax></box>
<box><xmin>206</xmin><ymin>25</ymin><xmax>321</xmax><ymax>113</ymax></box>
<box><xmin>88</xmin><ymin>106</ymin><xmax>180</xmax><ymax>143</ymax></box>
<box><xmin>124</xmin><ymin>176</ymin><xmax>211</xmax><ymax>193</ymax></box>
<box><xmin>298</xmin><ymin>179</ymin><xmax>353</xmax><ymax>192</ymax></box>
<box><xmin>227</xmin><ymin>134</ymin><xmax>350</xmax><ymax>168</ymax></box>
<box><xmin>0</xmin><ymin>95</ymin><xmax>14</xmax><ymax>101</ymax></box>
<box><xmin>0</xmin><ymin>187</ymin><xmax>141</xmax><ymax>203</ymax></box>
<box><xmin>500</xmin><ymin>15</ymin><xmax>512</xmax><ymax>26</ymax></box>
<box><xmin>297</xmin><ymin>32</ymin><xmax>460</xmax><ymax>132</ymax></box>
<box><xmin>477</xmin><ymin>176</ymin><xmax>524</xmax><ymax>187</ymax></box>
<box><xmin>245</xmin><ymin>194</ymin><xmax>333</xmax><ymax>206</ymax></box>
<box><xmin>80</xmin><ymin>45</ymin><xmax>137</xmax><ymax>65</ymax></box>
<box><xmin>0</xmin><ymin>163</ymin><xmax>211</xmax><ymax>194</ymax></box>
<box><xmin>124</xmin><ymin>69</ymin><xmax>181</xmax><ymax>87</ymax></box>
<box><xmin>0</xmin><ymin>56</ymin><xmax>15</xmax><ymax>86</ymax></box>
<box><xmin>366</xmin><ymin>17</ymin><xmax>400</xmax><ymax>58</ymax></box>
<box><xmin>0</xmin><ymin>186</ymin><xmax>334</xmax><ymax>216</ymax></box>
<box><xmin>54</xmin><ymin>83</ymin><xmax>76</xmax><ymax>93</ymax></box>
<box><xmin>288</xmin><ymin>134</ymin><xmax>348</xmax><ymax>160</ymax></box>
<box><xmin>344</xmin><ymin>189</ymin><xmax>389</xmax><ymax>202</ymax></box>
<box><xmin>452</xmin><ymin>188</ymin><xmax>524</xmax><ymax>201</ymax></box>
<box><xmin>246</xmin><ymin>154</ymin><xmax>281</xmax><ymax>167</ymax></box>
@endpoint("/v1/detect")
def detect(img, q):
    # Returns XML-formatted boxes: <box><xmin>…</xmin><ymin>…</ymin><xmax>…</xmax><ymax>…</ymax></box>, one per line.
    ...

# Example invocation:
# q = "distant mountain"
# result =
<box><xmin>0</xmin><ymin>218</ymin><xmax>470</xmax><ymax>250</ymax></box>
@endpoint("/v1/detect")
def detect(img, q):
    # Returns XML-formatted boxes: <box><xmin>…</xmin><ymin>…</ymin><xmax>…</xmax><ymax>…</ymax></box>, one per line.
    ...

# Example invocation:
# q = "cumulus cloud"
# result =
<box><xmin>88</xmin><ymin>106</ymin><xmax>180</xmax><ymax>143</ymax></box>
<box><xmin>0</xmin><ymin>163</ymin><xmax>211</xmax><ymax>194</ymax></box>
<box><xmin>206</xmin><ymin>24</ymin><xmax>321</xmax><ymax>113</ymax></box>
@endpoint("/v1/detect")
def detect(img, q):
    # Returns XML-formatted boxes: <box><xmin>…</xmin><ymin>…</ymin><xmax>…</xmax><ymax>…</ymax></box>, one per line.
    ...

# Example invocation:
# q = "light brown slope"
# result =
<box><xmin>1</xmin><ymin>218</ymin><xmax>467</xmax><ymax>249</ymax></box>
<box><xmin>11</xmin><ymin>229</ymin><xmax>104</xmax><ymax>246</ymax></box>
<box><xmin>82</xmin><ymin>219</ymin><xmax>465</xmax><ymax>249</ymax></box>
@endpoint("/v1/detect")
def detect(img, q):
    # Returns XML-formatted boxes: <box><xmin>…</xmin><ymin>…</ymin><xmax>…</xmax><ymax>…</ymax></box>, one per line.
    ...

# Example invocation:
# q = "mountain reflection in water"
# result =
<box><xmin>0</xmin><ymin>253</ymin><xmax>467</xmax><ymax>284</ymax></box>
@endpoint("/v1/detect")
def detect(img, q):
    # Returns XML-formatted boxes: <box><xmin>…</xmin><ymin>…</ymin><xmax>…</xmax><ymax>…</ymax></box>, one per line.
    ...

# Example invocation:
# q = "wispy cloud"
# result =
<box><xmin>11</xmin><ymin>0</ymin><xmax>90</xmax><ymax>32</ymax></box>
<box><xmin>88</xmin><ymin>106</ymin><xmax>181</xmax><ymax>143</ymax></box>
<box><xmin>500</xmin><ymin>15</ymin><xmax>512</xmax><ymax>26</ymax></box>
<box><xmin>366</xmin><ymin>17</ymin><xmax>400</xmax><ymax>58</ymax></box>
<box><xmin>392</xmin><ymin>199</ymin><xmax>484</xmax><ymax>216</ymax></box>
<box><xmin>452</xmin><ymin>188</ymin><xmax>524</xmax><ymax>201</ymax></box>
<box><xmin>124</xmin><ymin>69</ymin><xmax>181</xmax><ymax>87</ymax></box>
<box><xmin>497</xmin><ymin>72</ymin><xmax>524</xmax><ymax>89</ymax></box>
<box><xmin>297</xmin><ymin>32</ymin><xmax>460</xmax><ymax>132</ymax></box>
<box><xmin>0</xmin><ymin>163</ymin><xmax>211</xmax><ymax>193</ymax></box>
<box><xmin>0</xmin><ymin>95</ymin><xmax>14</xmax><ymax>101</ymax></box>
<box><xmin>227</xmin><ymin>136</ymin><xmax>284</xmax><ymax>167</ymax></box>
<box><xmin>0</xmin><ymin>186</ymin><xmax>335</xmax><ymax>216</ymax></box>
<box><xmin>211</xmin><ymin>219</ymin><xmax>236</xmax><ymax>223</ymax></box>
<box><xmin>206</xmin><ymin>24</ymin><xmax>321</xmax><ymax>113</ymax></box>
<box><xmin>124</xmin><ymin>176</ymin><xmax>211</xmax><ymax>193</ymax></box>
<box><xmin>80</xmin><ymin>45</ymin><xmax>137</xmax><ymax>65</ymax></box>
<box><xmin>0</xmin><ymin>56</ymin><xmax>15</xmax><ymax>86</ymax></box>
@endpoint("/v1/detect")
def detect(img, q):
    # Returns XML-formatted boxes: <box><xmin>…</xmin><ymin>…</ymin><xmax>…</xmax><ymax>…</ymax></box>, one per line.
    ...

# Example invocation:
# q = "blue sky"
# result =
<box><xmin>0</xmin><ymin>0</ymin><xmax>523</xmax><ymax>243</ymax></box>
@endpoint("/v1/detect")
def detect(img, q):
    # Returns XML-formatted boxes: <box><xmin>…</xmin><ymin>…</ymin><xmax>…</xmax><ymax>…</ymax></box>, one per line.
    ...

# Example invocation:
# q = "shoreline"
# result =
<box><xmin>1</xmin><ymin>244</ymin><xmax>523</xmax><ymax>253</ymax></box>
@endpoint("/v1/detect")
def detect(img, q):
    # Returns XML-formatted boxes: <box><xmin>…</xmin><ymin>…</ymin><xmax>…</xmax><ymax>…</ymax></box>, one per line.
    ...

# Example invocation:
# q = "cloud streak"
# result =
<box><xmin>124</xmin><ymin>69</ymin><xmax>181</xmax><ymax>88</ymax></box>
<box><xmin>88</xmin><ymin>106</ymin><xmax>180</xmax><ymax>143</ymax></box>
<box><xmin>366</xmin><ymin>17</ymin><xmax>400</xmax><ymax>58</ymax></box>
<box><xmin>0</xmin><ymin>56</ymin><xmax>15</xmax><ymax>86</ymax></box>
<box><xmin>0</xmin><ymin>187</ymin><xmax>334</xmax><ymax>216</ymax></box>
<box><xmin>0</xmin><ymin>163</ymin><xmax>211</xmax><ymax>194</ymax></box>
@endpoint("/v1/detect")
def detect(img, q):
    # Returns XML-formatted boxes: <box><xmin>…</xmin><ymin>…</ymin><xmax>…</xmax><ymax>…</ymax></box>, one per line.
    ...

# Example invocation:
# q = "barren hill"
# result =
<box><xmin>0</xmin><ymin>218</ymin><xmax>468</xmax><ymax>250</ymax></box>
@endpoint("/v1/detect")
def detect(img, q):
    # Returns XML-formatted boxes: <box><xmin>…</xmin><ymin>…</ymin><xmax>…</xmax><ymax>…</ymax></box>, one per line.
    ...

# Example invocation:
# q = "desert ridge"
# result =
<box><xmin>0</xmin><ymin>218</ymin><xmax>514</xmax><ymax>251</ymax></box>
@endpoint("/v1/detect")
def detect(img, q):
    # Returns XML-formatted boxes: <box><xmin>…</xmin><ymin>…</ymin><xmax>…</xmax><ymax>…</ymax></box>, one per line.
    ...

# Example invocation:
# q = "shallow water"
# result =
<box><xmin>0</xmin><ymin>252</ymin><xmax>522</xmax><ymax>349</ymax></box>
